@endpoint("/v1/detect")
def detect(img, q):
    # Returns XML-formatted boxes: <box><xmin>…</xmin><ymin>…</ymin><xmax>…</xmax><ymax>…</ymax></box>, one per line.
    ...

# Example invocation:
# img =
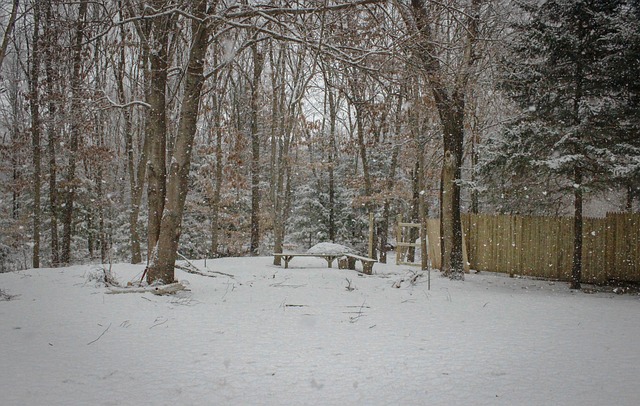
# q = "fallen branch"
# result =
<box><xmin>87</xmin><ymin>323</ymin><xmax>111</xmax><ymax>345</ymax></box>
<box><xmin>0</xmin><ymin>289</ymin><xmax>19</xmax><ymax>301</ymax></box>
<box><xmin>106</xmin><ymin>282</ymin><xmax>187</xmax><ymax>295</ymax></box>
<box><xmin>176</xmin><ymin>252</ymin><xmax>234</xmax><ymax>278</ymax></box>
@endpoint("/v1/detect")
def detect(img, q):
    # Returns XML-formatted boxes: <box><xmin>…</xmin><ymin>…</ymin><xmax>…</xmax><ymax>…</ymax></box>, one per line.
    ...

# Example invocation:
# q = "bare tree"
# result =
<box><xmin>28</xmin><ymin>0</ymin><xmax>41</xmax><ymax>268</ymax></box>
<box><xmin>146</xmin><ymin>0</ymin><xmax>209</xmax><ymax>283</ymax></box>
<box><xmin>400</xmin><ymin>0</ymin><xmax>483</xmax><ymax>279</ymax></box>
<box><xmin>0</xmin><ymin>0</ymin><xmax>19</xmax><ymax>72</ymax></box>
<box><xmin>60</xmin><ymin>0</ymin><xmax>89</xmax><ymax>264</ymax></box>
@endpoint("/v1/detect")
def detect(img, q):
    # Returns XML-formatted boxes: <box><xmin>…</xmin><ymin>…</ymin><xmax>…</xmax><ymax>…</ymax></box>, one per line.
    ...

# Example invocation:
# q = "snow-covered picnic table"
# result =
<box><xmin>273</xmin><ymin>242</ymin><xmax>377</xmax><ymax>274</ymax></box>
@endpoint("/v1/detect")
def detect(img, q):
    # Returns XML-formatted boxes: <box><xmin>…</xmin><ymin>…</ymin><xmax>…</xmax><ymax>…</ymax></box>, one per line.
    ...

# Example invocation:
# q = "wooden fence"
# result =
<box><xmin>457</xmin><ymin>213</ymin><xmax>640</xmax><ymax>284</ymax></box>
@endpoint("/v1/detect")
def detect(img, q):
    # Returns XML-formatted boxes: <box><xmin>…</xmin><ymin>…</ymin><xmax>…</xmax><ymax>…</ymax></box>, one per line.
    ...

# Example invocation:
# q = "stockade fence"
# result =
<box><xmin>422</xmin><ymin>213</ymin><xmax>640</xmax><ymax>284</ymax></box>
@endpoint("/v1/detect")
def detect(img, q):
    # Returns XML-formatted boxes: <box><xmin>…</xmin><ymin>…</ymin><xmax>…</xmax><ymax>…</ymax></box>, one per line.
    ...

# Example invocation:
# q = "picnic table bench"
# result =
<box><xmin>273</xmin><ymin>252</ymin><xmax>377</xmax><ymax>275</ymax></box>
<box><xmin>343</xmin><ymin>253</ymin><xmax>377</xmax><ymax>275</ymax></box>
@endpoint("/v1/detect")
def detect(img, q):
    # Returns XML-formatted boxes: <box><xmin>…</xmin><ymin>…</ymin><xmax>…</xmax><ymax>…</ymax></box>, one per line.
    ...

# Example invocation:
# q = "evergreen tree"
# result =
<box><xmin>606</xmin><ymin>0</ymin><xmax>640</xmax><ymax>209</ymax></box>
<box><xmin>488</xmin><ymin>0</ymin><xmax>627</xmax><ymax>289</ymax></box>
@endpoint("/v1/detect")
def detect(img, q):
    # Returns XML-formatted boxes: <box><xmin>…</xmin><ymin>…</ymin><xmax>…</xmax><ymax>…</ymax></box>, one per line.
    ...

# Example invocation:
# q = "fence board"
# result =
<box><xmin>458</xmin><ymin>213</ymin><xmax>640</xmax><ymax>283</ymax></box>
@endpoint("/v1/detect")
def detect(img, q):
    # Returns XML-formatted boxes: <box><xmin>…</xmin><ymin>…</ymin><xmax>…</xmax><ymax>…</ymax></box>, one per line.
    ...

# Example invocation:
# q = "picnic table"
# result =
<box><xmin>272</xmin><ymin>252</ymin><xmax>377</xmax><ymax>275</ymax></box>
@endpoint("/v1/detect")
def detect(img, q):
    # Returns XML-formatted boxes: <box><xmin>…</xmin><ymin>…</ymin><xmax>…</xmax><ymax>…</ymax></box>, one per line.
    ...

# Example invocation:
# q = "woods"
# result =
<box><xmin>0</xmin><ymin>0</ymin><xmax>639</xmax><ymax>286</ymax></box>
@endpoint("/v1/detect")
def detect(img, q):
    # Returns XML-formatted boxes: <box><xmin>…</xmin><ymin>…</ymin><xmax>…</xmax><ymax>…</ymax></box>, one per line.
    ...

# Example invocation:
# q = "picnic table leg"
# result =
<box><xmin>362</xmin><ymin>261</ymin><xmax>373</xmax><ymax>275</ymax></box>
<box><xmin>284</xmin><ymin>255</ymin><xmax>292</xmax><ymax>269</ymax></box>
<box><xmin>326</xmin><ymin>256</ymin><xmax>339</xmax><ymax>268</ymax></box>
<box><xmin>347</xmin><ymin>257</ymin><xmax>356</xmax><ymax>270</ymax></box>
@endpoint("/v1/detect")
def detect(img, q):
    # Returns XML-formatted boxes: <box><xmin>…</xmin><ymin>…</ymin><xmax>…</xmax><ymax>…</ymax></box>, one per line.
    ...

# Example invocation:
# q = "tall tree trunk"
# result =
<box><xmin>249</xmin><ymin>42</ymin><xmax>264</xmax><ymax>256</ymax></box>
<box><xmin>43</xmin><ymin>0</ymin><xmax>59</xmax><ymax>266</ymax></box>
<box><xmin>379</xmin><ymin>89</ymin><xmax>404</xmax><ymax>263</ymax></box>
<box><xmin>470</xmin><ymin>109</ymin><xmax>480</xmax><ymax>214</ymax></box>
<box><xmin>145</xmin><ymin>8</ymin><xmax>170</xmax><ymax>260</ymax></box>
<box><xmin>210</xmin><ymin>114</ymin><xmax>224</xmax><ymax>256</ymax></box>
<box><xmin>147</xmin><ymin>0</ymin><xmax>208</xmax><ymax>284</ymax></box>
<box><xmin>209</xmin><ymin>67</ymin><xmax>227</xmax><ymax>257</ymax></box>
<box><xmin>327</xmin><ymin>85</ymin><xmax>337</xmax><ymax>243</ymax></box>
<box><xmin>439</xmin><ymin>100</ymin><xmax>465</xmax><ymax>279</ymax></box>
<box><xmin>61</xmin><ymin>0</ymin><xmax>88</xmax><ymax>264</ymax></box>
<box><xmin>408</xmin><ymin>160</ymin><xmax>420</xmax><ymax>262</ymax></box>
<box><xmin>379</xmin><ymin>143</ymin><xmax>400</xmax><ymax>263</ymax></box>
<box><xmin>408</xmin><ymin>0</ymin><xmax>479</xmax><ymax>280</ymax></box>
<box><xmin>571</xmin><ymin>167</ymin><xmax>583</xmax><ymax>289</ymax></box>
<box><xmin>0</xmin><ymin>0</ymin><xmax>18</xmax><ymax>72</ymax></box>
<box><xmin>29</xmin><ymin>0</ymin><xmax>41</xmax><ymax>268</ymax></box>
<box><xmin>355</xmin><ymin>102</ymin><xmax>375</xmax><ymax>258</ymax></box>
<box><xmin>626</xmin><ymin>182</ymin><xmax>636</xmax><ymax>212</ymax></box>
<box><xmin>115</xmin><ymin>21</ymin><xmax>146</xmax><ymax>264</ymax></box>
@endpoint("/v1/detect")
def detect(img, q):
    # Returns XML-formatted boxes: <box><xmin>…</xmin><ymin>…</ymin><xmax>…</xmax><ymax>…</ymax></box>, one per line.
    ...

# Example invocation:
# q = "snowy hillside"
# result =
<box><xmin>1</xmin><ymin>257</ymin><xmax>639</xmax><ymax>405</ymax></box>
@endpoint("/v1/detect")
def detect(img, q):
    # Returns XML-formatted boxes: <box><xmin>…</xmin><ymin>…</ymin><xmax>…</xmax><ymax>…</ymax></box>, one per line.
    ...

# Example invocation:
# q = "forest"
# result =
<box><xmin>0</xmin><ymin>0</ymin><xmax>639</xmax><ymax>287</ymax></box>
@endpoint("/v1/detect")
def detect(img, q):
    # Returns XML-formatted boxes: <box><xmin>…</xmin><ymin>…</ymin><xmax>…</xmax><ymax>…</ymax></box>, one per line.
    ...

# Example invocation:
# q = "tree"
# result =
<box><xmin>400</xmin><ymin>0</ymin><xmax>484</xmax><ymax>279</ymax></box>
<box><xmin>491</xmin><ymin>0</ymin><xmax>629</xmax><ymax>289</ymax></box>
<box><xmin>606</xmin><ymin>0</ymin><xmax>640</xmax><ymax>211</ymax></box>
<box><xmin>144</xmin><ymin>0</ymin><xmax>209</xmax><ymax>283</ymax></box>
<box><xmin>0</xmin><ymin>0</ymin><xmax>19</xmax><ymax>72</ymax></box>
<box><xmin>28</xmin><ymin>0</ymin><xmax>41</xmax><ymax>268</ymax></box>
<box><xmin>60</xmin><ymin>0</ymin><xmax>89</xmax><ymax>264</ymax></box>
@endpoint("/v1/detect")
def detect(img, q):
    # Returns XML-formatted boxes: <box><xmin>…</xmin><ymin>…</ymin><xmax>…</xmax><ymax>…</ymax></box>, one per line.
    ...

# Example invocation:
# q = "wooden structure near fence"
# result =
<box><xmin>396</xmin><ymin>216</ymin><xmax>470</xmax><ymax>272</ymax></box>
<box><xmin>459</xmin><ymin>213</ymin><xmax>640</xmax><ymax>284</ymax></box>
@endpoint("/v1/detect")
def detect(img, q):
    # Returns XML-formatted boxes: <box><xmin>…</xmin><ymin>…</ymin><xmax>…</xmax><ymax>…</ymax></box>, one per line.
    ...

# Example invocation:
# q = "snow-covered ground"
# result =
<box><xmin>1</xmin><ymin>256</ymin><xmax>639</xmax><ymax>406</ymax></box>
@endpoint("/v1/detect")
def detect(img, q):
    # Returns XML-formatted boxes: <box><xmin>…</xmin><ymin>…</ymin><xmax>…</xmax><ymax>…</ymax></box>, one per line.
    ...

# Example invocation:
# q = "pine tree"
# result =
<box><xmin>492</xmin><ymin>0</ymin><xmax>627</xmax><ymax>289</ymax></box>
<box><xmin>606</xmin><ymin>0</ymin><xmax>640</xmax><ymax>210</ymax></box>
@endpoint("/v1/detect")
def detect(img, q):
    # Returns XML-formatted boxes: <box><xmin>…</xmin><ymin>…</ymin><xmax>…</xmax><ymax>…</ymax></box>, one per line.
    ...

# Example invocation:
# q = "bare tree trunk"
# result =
<box><xmin>29</xmin><ymin>0</ymin><xmax>42</xmax><ymax>268</ymax></box>
<box><xmin>626</xmin><ymin>182</ymin><xmax>636</xmax><ymax>213</ymax></box>
<box><xmin>115</xmin><ymin>22</ymin><xmax>146</xmax><ymax>263</ymax></box>
<box><xmin>209</xmin><ymin>79</ymin><xmax>226</xmax><ymax>257</ymax></box>
<box><xmin>0</xmin><ymin>0</ymin><xmax>18</xmax><ymax>72</ymax></box>
<box><xmin>571</xmin><ymin>167</ymin><xmax>583</xmax><ymax>289</ymax></box>
<box><xmin>61</xmin><ymin>0</ymin><xmax>88</xmax><ymax>265</ymax></box>
<box><xmin>379</xmin><ymin>143</ymin><xmax>400</xmax><ymax>263</ymax></box>
<box><xmin>441</xmin><ymin>151</ymin><xmax>461</xmax><ymax>278</ymax></box>
<box><xmin>145</xmin><ymin>8</ymin><xmax>171</xmax><ymax>260</ymax></box>
<box><xmin>408</xmin><ymin>160</ymin><xmax>420</xmax><ymax>262</ymax></box>
<box><xmin>408</xmin><ymin>0</ymin><xmax>479</xmax><ymax>279</ymax></box>
<box><xmin>327</xmin><ymin>88</ymin><xmax>337</xmax><ymax>242</ymax></box>
<box><xmin>147</xmin><ymin>0</ymin><xmax>208</xmax><ymax>284</ymax></box>
<box><xmin>43</xmin><ymin>0</ymin><xmax>59</xmax><ymax>266</ymax></box>
<box><xmin>270</xmin><ymin>43</ymin><xmax>299</xmax><ymax>264</ymax></box>
<box><xmin>250</xmin><ymin>42</ymin><xmax>264</xmax><ymax>256</ymax></box>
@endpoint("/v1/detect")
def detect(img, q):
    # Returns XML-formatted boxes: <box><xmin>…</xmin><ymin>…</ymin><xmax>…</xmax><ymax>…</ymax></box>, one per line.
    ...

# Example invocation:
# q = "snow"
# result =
<box><xmin>306</xmin><ymin>242</ymin><xmax>353</xmax><ymax>255</ymax></box>
<box><xmin>1</xmin><ymin>257</ymin><xmax>640</xmax><ymax>405</ymax></box>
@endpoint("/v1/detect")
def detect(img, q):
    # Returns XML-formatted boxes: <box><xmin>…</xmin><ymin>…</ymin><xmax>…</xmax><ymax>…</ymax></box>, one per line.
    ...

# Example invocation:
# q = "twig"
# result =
<box><xmin>87</xmin><ymin>323</ymin><xmax>111</xmax><ymax>345</ymax></box>
<box><xmin>345</xmin><ymin>278</ymin><xmax>355</xmax><ymax>291</ymax></box>
<box><xmin>349</xmin><ymin>300</ymin><xmax>368</xmax><ymax>323</ymax></box>
<box><xmin>176</xmin><ymin>252</ymin><xmax>234</xmax><ymax>278</ymax></box>
<box><xmin>0</xmin><ymin>289</ymin><xmax>19</xmax><ymax>301</ymax></box>
<box><xmin>150</xmin><ymin>319</ymin><xmax>168</xmax><ymax>329</ymax></box>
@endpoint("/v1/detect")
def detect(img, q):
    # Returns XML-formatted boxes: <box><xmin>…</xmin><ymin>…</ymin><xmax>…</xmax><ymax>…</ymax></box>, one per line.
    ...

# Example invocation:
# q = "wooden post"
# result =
<box><xmin>396</xmin><ymin>214</ymin><xmax>403</xmax><ymax>265</ymax></box>
<box><xmin>368</xmin><ymin>212</ymin><xmax>374</xmax><ymax>259</ymax></box>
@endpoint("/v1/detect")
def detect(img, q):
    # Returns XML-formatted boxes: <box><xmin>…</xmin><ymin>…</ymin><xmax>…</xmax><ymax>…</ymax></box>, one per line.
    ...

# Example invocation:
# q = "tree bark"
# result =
<box><xmin>29</xmin><ymin>0</ymin><xmax>41</xmax><ymax>268</ymax></box>
<box><xmin>61</xmin><ymin>0</ymin><xmax>88</xmax><ymax>265</ymax></box>
<box><xmin>249</xmin><ymin>42</ymin><xmax>264</xmax><ymax>256</ymax></box>
<box><xmin>43</xmin><ymin>0</ymin><xmax>59</xmax><ymax>266</ymax></box>
<box><xmin>571</xmin><ymin>167</ymin><xmax>583</xmax><ymax>289</ymax></box>
<box><xmin>441</xmin><ymin>151</ymin><xmax>463</xmax><ymax>278</ymax></box>
<box><xmin>408</xmin><ymin>0</ymin><xmax>478</xmax><ymax>279</ymax></box>
<box><xmin>114</xmin><ymin>17</ymin><xmax>144</xmax><ymax>264</ymax></box>
<box><xmin>147</xmin><ymin>0</ymin><xmax>209</xmax><ymax>284</ymax></box>
<box><xmin>209</xmin><ymin>74</ymin><xmax>226</xmax><ymax>257</ymax></box>
<box><xmin>0</xmin><ymin>0</ymin><xmax>18</xmax><ymax>72</ymax></box>
<box><xmin>145</xmin><ymin>5</ymin><xmax>171</xmax><ymax>260</ymax></box>
<box><xmin>379</xmin><ymin>90</ymin><xmax>404</xmax><ymax>263</ymax></box>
